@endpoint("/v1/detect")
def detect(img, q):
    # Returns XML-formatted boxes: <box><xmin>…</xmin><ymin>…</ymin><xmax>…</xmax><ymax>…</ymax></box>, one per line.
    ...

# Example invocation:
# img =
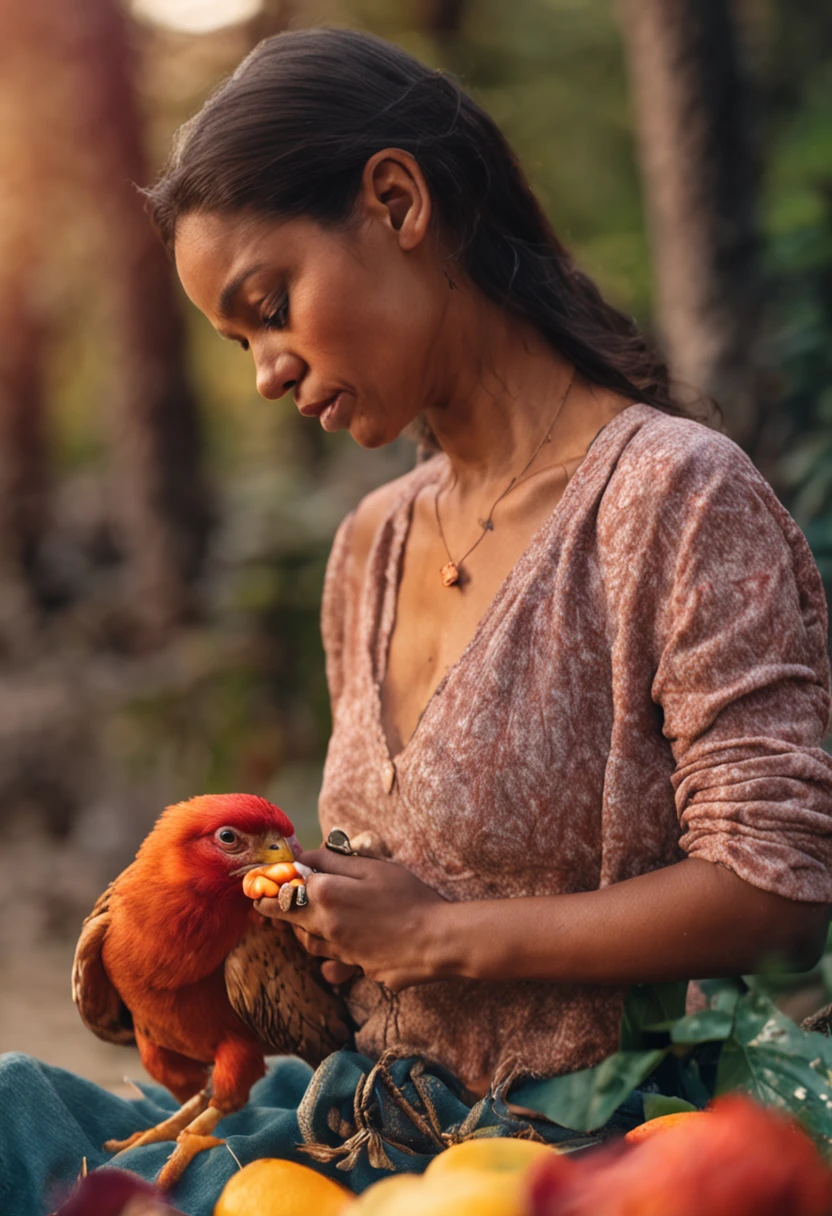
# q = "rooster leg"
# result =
<box><xmin>104</xmin><ymin>1088</ymin><xmax>210</xmax><ymax>1153</ymax></box>
<box><xmin>152</xmin><ymin>1036</ymin><xmax>266</xmax><ymax>1190</ymax></box>
<box><xmin>155</xmin><ymin>1105</ymin><xmax>226</xmax><ymax>1191</ymax></box>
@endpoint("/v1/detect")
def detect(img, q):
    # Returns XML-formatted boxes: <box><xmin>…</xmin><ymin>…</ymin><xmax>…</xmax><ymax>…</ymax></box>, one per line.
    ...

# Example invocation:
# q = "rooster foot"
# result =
<box><xmin>104</xmin><ymin>1088</ymin><xmax>210</xmax><ymax>1153</ymax></box>
<box><xmin>155</xmin><ymin>1107</ymin><xmax>226</xmax><ymax>1191</ymax></box>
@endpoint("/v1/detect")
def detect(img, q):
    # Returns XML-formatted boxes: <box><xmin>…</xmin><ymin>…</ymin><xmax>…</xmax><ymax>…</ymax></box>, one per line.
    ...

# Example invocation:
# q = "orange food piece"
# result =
<box><xmin>624</xmin><ymin>1110</ymin><xmax>705</xmax><ymax>1143</ymax></box>
<box><xmin>242</xmin><ymin>872</ymin><xmax>279</xmax><ymax>899</ymax></box>
<box><xmin>241</xmin><ymin>861</ymin><xmax>300</xmax><ymax>900</ymax></box>
<box><xmin>261</xmin><ymin>862</ymin><xmax>299</xmax><ymax>883</ymax></box>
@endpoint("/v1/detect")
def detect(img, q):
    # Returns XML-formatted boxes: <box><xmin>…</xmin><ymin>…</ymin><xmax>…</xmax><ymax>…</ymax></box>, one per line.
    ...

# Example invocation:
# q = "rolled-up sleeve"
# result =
<box><xmin>648</xmin><ymin>435</ymin><xmax>832</xmax><ymax>901</ymax></box>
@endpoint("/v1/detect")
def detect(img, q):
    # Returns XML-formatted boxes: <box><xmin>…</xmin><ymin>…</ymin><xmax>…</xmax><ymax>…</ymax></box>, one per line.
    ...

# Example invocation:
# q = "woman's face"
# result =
<box><xmin>174</xmin><ymin>177</ymin><xmax>451</xmax><ymax>449</ymax></box>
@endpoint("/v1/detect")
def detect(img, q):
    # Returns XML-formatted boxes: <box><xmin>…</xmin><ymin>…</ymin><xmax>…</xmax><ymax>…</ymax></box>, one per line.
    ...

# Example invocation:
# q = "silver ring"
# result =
<box><xmin>325</xmin><ymin>828</ymin><xmax>356</xmax><ymax>856</ymax></box>
<box><xmin>295</xmin><ymin>885</ymin><xmax>309</xmax><ymax>907</ymax></box>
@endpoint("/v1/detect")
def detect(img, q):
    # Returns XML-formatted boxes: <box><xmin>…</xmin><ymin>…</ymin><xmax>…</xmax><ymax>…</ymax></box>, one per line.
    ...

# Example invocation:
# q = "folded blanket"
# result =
<box><xmin>0</xmin><ymin>1049</ymin><xmax>645</xmax><ymax>1216</ymax></box>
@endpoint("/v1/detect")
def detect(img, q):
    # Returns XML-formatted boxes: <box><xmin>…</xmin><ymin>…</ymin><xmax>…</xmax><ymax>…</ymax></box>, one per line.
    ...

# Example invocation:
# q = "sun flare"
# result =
<box><xmin>132</xmin><ymin>0</ymin><xmax>263</xmax><ymax>36</ymax></box>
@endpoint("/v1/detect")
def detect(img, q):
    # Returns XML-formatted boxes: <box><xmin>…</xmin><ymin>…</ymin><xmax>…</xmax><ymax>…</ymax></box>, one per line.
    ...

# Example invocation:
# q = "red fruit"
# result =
<box><xmin>525</xmin><ymin>1096</ymin><xmax>832</xmax><ymax>1216</ymax></box>
<box><xmin>53</xmin><ymin>1168</ymin><xmax>185</xmax><ymax>1215</ymax></box>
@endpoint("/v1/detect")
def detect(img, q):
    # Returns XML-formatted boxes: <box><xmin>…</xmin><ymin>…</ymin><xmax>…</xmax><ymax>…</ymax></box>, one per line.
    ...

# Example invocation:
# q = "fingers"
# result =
<box><xmin>350</xmin><ymin>830</ymin><xmax>391</xmax><ymax>859</ymax></box>
<box><xmin>255</xmin><ymin>874</ymin><xmax>337</xmax><ymax>952</ymax></box>
<box><xmin>255</xmin><ymin>870</ymin><xmax>329</xmax><ymax>920</ymax></box>
<box><xmin>297</xmin><ymin>847</ymin><xmax>374</xmax><ymax>877</ymax></box>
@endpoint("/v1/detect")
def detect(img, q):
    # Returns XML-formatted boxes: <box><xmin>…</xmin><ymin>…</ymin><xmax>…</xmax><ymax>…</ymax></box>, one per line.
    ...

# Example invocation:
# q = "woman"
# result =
<box><xmin>157</xmin><ymin>25</ymin><xmax>831</xmax><ymax>1098</ymax></box>
<box><xmin>2</xmin><ymin>25</ymin><xmax>830</xmax><ymax>1215</ymax></box>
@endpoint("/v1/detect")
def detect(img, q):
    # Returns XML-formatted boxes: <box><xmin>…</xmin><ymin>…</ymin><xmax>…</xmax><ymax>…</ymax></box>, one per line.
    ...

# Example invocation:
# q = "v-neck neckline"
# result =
<box><xmin>368</xmin><ymin>402</ymin><xmax>643</xmax><ymax>766</ymax></box>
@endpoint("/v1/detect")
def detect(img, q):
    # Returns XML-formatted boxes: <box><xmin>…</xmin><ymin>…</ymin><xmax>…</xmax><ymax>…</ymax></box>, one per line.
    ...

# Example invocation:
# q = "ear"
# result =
<box><xmin>360</xmin><ymin>149</ymin><xmax>431</xmax><ymax>251</ymax></box>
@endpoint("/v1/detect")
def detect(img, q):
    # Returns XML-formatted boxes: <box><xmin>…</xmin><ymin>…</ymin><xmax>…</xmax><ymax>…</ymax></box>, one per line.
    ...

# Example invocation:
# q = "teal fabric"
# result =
<box><xmin>0</xmin><ymin>1050</ymin><xmax>642</xmax><ymax>1215</ymax></box>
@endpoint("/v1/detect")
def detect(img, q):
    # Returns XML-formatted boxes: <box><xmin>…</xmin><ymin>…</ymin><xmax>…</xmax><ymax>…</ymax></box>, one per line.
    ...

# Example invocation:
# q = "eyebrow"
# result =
<box><xmin>217</xmin><ymin>263</ymin><xmax>266</xmax><ymax>319</ymax></box>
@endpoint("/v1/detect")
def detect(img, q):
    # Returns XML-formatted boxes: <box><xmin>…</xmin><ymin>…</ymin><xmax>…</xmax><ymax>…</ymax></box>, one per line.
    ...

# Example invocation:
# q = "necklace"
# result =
<box><xmin>434</xmin><ymin>369</ymin><xmax>576</xmax><ymax>588</ymax></box>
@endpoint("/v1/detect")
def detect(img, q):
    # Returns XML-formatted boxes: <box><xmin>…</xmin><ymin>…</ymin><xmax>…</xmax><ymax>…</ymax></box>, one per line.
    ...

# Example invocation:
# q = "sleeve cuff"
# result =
<box><xmin>674</xmin><ymin>737</ymin><xmax>832</xmax><ymax>902</ymax></box>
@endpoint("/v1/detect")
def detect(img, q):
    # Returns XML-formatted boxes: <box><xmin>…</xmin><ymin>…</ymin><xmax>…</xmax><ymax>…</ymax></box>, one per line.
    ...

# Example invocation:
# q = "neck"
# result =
<box><xmin>118</xmin><ymin>859</ymin><xmax>253</xmax><ymax>982</ymax></box>
<box><xmin>423</xmin><ymin>290</ymin><xmax>581</xmax><ymax>496</ymax></box>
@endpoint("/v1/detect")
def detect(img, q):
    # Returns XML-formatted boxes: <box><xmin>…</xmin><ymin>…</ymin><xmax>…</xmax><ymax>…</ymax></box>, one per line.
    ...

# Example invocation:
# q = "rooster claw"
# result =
<box><xmin>103</xmin><ymin>1130</ymin><xmax>147</xmax><ymax>1153</ymax></box>
<box><xmin>155</xmin><ymin>1131</ymin><xmax>225</xmax><ymax>1191</ymax></box>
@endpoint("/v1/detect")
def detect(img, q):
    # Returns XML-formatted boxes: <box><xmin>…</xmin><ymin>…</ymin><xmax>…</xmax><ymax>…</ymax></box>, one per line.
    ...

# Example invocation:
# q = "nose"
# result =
<box><xmin>255</xmin><ymin>349</ymin><xmax>306</xmax><ymax>401</ymax></box>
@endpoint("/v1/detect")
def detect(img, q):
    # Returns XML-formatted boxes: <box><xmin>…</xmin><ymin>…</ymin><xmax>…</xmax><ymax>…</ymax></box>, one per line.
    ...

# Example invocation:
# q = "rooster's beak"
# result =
<box><xmin>253</xmin><ymin>836</ymin><xmax>295</xmax><ymax>865</ymax></box>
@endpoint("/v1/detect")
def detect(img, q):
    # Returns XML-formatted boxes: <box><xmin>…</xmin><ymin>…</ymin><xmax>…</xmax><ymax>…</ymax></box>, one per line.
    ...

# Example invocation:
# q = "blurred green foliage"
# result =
<box><xmin>756</xmin><ymin>0</ymin><xmax>832</xmax><ymax>584</ymax></box>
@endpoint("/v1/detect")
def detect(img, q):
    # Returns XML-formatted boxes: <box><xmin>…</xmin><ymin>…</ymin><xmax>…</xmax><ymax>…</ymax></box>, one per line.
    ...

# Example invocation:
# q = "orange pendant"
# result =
<box><xmin>440</xmin><ymin>561</ymin><xmax>460</xmax><ymax>587</ymax></box>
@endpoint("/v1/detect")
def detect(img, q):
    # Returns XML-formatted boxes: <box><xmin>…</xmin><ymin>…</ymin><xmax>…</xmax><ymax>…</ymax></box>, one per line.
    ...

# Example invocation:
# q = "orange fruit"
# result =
<box><xmin>214</xmin><ymin>1157</ymin><xmax>352</xmax><ymax>1216</ymax></box>
<box><xmin>624</xmin><ymin>1110</ymin><xmax>705</xmax><ymax>1144</ymax></box>
<box><xmin>424</xmin><ymin>1136</ymin><xmax>559</xmax><ymax>1179</ymax></box>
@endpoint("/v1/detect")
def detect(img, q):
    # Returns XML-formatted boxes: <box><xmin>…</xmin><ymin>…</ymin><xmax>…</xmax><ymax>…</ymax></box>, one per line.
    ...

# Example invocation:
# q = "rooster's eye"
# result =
<box><xmin>216</xmin><ymin>828</ymin><xmax>239</xmax><ymax>849</ymax></box>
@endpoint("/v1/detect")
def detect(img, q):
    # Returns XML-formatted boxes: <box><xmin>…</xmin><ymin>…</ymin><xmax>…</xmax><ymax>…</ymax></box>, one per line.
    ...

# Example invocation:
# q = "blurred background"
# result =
<box><xmin>0</xmin><ymin>0</ymin><xmax>831</xmax><ymax>1092</ymax></box>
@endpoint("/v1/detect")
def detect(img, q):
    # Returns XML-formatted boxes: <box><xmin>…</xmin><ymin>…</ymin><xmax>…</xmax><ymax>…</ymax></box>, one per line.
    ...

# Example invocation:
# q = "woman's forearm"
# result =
<box><xmin>431</xmin><ymin>858</ymin><xmax>829</xmax><ymax>986</ymax></box>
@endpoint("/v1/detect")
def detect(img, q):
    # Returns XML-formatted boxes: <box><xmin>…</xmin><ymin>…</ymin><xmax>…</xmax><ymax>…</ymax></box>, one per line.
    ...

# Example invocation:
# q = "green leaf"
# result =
<box><xmin>641</xmin><ymin>1094</ymin><xmax>698</xmax><ymax>1120</ymax></box>
<box><xmin>509</xmin><ymin>1049</ymin><xmax>668</xmax><ymax>1132</ymax></box>
<box><xmin>716</xmin><ymin>989</ymin><xmax>832</xmax><ymax>1147</ymax></box>
<box><xmin>696</xmin><ymin>977</ymin><xmax>744</xmax><ymax>1014</ymax></box>
<box><xmin>670</xmin><ymin>1008</ymin><xmax>735</xmax><ymax>1045</ymax></box>
<box><xmin>620</xmin><ymin>982</ymin><xmax>689</xmax><ymax>1050</ymax></box>
<box><xmin>819</xmin><ymin>952</ymin><xmax>832</xmax><ymax>1000</ymax></box>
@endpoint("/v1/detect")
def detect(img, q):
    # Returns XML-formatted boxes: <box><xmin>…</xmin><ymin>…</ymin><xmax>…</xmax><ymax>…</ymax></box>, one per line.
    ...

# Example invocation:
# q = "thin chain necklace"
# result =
<box><xmin>434</xmin><ymin>369</ymin><xmax>576</xmax><ymax>588</ymax></box>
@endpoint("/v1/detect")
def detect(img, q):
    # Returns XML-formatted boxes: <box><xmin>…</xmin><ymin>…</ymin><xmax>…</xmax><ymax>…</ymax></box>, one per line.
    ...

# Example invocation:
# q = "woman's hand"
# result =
<box><xmin>254</xmin><ymin>849</ymin><xmax>450</xmax><ymax>992</ymax></box>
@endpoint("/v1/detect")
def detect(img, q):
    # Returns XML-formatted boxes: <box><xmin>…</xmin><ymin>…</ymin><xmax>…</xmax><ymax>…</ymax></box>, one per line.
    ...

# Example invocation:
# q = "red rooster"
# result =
<box><xmin>72</xmin><ymin>794</ymin><xmax>350</xmax><ymax>1189</ymax></box>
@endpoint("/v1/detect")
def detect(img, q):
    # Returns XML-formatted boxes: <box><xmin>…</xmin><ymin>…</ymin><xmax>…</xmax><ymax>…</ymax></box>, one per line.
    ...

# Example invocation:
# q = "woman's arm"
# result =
<box><xmin>256</xmin><ymin>849</ymin><xmax>829</xmax><ymax>992</ymax></box>
<box><xmin>443</xmin><ymin>856</ymin><xmax>829</xmax><ymax>984</ymax></box>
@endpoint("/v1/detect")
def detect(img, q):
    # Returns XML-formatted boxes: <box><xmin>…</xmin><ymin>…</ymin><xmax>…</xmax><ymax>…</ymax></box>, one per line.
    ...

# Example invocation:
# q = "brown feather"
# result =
<box><xmin>224</xmin><ymin>917</ymin><xmax>352</xmax><ymax>1066</ymax></box>
<box><xmin>71</xmin><ymin>883</ymin><xmax>135</xmax><ymax>1046</ymax></box>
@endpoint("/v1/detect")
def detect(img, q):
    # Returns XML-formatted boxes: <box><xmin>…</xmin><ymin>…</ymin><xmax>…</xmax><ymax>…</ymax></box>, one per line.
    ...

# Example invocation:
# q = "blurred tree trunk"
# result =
<box><xmin>423</xmin><ymin>0</ymin><xmax>465</xmax><ymax>35</ymax></box>
<box><xmin>0</xmin><ymin>279</ymin><xmax>48</xmax><ymax>597</ymax></box>
<box><xmin>0</xmin><ymin>1</ymin><xmax>55</xmax><ymax>656</ymax></box>
<box><xmin>63</xmin><ymin>0</ymin><xmax>212</xmax><ymax>646</ymax></box>
<box><xmin>617</xmin><ymin>0</ymin><xmax>763</xmax><ymax>453</ymax></box>
<box><xmin>0</xmin><ymin>274</ymin><xmax>48</xmax><ymax>658</ymax></box>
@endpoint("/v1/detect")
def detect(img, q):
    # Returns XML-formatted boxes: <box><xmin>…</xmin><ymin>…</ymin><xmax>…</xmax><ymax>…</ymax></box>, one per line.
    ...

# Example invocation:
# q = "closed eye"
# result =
<box><xmin>263</xmin><ymin>294</ymin><xmax>289</xmax><ymax>331</ymax></box>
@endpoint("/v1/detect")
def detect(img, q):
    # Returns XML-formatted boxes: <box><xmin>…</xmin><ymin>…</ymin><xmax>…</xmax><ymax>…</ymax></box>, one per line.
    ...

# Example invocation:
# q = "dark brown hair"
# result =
<box><xmin>146</xmin><ymin>26</ymin><xmax>711</xmax><ymax>430</ymax></box>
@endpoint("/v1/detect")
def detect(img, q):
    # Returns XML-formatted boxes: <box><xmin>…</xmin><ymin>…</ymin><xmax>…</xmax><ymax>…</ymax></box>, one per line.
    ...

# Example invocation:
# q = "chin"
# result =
<box><xmin>348</xmin><ymin>418</ymin><xmax>403</xmax><ymax>450</ymax></box>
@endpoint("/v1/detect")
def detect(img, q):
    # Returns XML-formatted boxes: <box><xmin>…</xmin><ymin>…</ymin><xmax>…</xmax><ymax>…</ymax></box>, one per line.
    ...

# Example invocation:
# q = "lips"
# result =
<box><xmin>297</xmin><ymin>392</ymin><xmax>340</xmax><ymax>418</ymax></box>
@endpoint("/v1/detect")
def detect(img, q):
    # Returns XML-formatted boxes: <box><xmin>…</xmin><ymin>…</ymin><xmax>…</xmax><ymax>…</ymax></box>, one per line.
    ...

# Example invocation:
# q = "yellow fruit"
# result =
<box><xmin>344</xmin><ymin>1170</ymin><xmax>525</xmax><ymax>1216</ymax></box>
<box><xmin>425</xmin><ymin>1135</ymin><xmax>559</xmax><ymax>1179</ymax></box>
<box><xmin>624</xmin><ymin>1110</ymin><xmax>706</xmax><ymax>1144</ymax></box>
<box><xmin>214</xmin><ymin>1158</ymin><xmax>352</xmax><ymax>1216</ymax></box>
<box><xmin>343</xmin><ymin>1174</ymin><xmax>422</xmax><ymax>1214</ymax></box>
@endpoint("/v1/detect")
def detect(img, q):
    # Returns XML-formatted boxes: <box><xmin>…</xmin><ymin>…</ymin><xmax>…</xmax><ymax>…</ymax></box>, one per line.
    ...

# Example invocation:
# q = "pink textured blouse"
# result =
<box><xmin>317</xmin><ymin>401</ymin><xmax>832</xmax><ymax>1093</ymax></box>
